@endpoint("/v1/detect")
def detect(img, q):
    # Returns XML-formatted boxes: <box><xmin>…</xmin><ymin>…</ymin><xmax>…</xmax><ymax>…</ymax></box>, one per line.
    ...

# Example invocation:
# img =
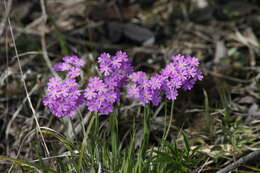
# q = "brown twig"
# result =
<box><xmin>8</xmin><ymin>21</ymin><xmax>50</xmax><ymax>156</ymax></box>
<box><xmin>217</xmin><ymin>150</ymin><xmax>260</xmax><ymax>173</ymax></box>
<box><xmin>5</xmin><ymin>0</ymin><xmax>50</xmax><ymax>164</ymax></box>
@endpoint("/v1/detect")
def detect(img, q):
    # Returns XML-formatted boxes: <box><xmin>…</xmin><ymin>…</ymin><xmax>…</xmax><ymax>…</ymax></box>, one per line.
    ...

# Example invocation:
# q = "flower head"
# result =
<box><xmin>43</xmin><ymin>77</ymin><xmax>83</xmax><ymax>117</ymax></box>
<box><xmin>149</xmin><ymin>74</ymin><xmax>163</xmax><ymax>90</ymax></box>
<box><xmin>127</xmin><ymin>72</ymin><xmax>162</xmax><ymax>105</ymax></box>
<box><xmin>129</xmin><ymin>72</ymin><xmax>147</xmax><ymax>84</ymax></box>
<box><xmin>160</xmin><ymin>54</ymin><xmax>203</xmax><ymax>99</ymax></box>
<box><xmin>84</xmin><ymin>76</ymin><xmax>119</xmax><ymax>115</ymax></box>
<box><xmin>53</xmin><ymin>56</ymin><xmax>85</xmax><ymax>78</ymax></box>
<box><xmin>127</xmin><ymin>54</ymin><xmax>203</xmax><ymax>105</ymax></box>
<box><xmin>85</xmin><ymin>51</ymin><xmax>133</xmax><ymax>114</ymax></box>
<box><xmin>53</xmin><ymin>62</ymin><xmax>72</xmax><ymax>71</ymax></box>
<box><xmin>63</xmin><ymin>56</ymin><xmax>85</xmax><ymax>67</ymax></box>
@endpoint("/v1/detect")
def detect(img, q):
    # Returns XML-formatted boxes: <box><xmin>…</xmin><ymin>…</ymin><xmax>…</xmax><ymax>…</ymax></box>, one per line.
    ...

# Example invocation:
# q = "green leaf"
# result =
<box><xmin>49</xmin><ymin>17</ymin><xmax>69</xmax><ymax>56</ymax></box>
<box><xmin>0</xmin><ymin>155</ymin><xmax>58</xmax><ymax>173</ymax></box>
<box><xmin>182</xmin><ymin>132</ymin><xmax>190</xmax><ymax>154</ymax></box>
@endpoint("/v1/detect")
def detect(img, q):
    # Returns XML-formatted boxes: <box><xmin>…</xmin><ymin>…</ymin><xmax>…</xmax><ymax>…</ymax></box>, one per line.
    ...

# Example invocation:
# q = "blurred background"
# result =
<box><xmin>0</xmin><ymin>0</ymin><xmax>260</xmax><ymax>171</ymax></box>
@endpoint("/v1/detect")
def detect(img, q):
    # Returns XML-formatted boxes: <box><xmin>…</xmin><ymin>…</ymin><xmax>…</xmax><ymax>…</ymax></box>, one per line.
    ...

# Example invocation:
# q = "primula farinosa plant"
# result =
<box><xmin>84</xmin><ymin>51</ymin><xmax>133</xmax><ymax>114</ymax></box>
<box><xmin>43</xmin><ymin>77</ymin><xmax>83</xmax><ymax>117</ymax></box>
<box><xmin>127</xmin><ymin>54</ymin><xmax>203</xmax><ymax>105</ymax></box>
<box><xmin>43</xmin><ymin>51</ymin><xmax>133</xmax><ymax>116</ymax></box>
<box><xmin>43</xmin><ymin>56</ymin><xmax>85</xmax><ymax>117</ymax></box>
<box><xmin>43</xmin><ymin>52</ymin><xmax>203</xmax><ymax>116</ymax></box>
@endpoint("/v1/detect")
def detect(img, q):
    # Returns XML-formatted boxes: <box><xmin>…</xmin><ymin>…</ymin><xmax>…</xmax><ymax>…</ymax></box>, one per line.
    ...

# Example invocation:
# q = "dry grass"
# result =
<box><xmin>0</xmin><ymin>0</ymin><xmax>260</xmax><ymax>172</ymax></box>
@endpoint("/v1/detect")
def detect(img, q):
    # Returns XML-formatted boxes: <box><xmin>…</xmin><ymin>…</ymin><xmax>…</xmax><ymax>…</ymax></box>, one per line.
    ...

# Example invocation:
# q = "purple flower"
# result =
<box><xmin>53</xmin><ymin>56</ymin><xmax>85</xmax><ymax>78</ymax></box>
<box><xmin>163</xmin><ymin>77</ymin><xmax>182</xmax><ymax>89</ymax></box>
<box><xmin>140</xmin><ymin>88</ymin><xmax>152</xmax><ymax>104</ymax></box>
<box><xmin>160</xmin><ymin>54</ymin><xmax>203</xmax><ymax>98</ymax></box>
<box><xmin>186</xmin><ymin>67</ymin><xmax>197</xmax><ymax>78</ymax></box>
<box><xmin>127</xmin><ymin>84</ymin><xmax>140</xmax><ymax>99</ymax></box>
<box><xmin>43</xmin><ymin>77</ymin><xmax>83</xmax><ymax>117</ymax></box>
<box><xmin>127</xmin><ymin>72</ymin><xmax>162</xmax><ymax>105</ymax></box>
<box><xmin>110</xmin><ymin>51</ymin><xmax>128</xmax><ymax>68</ymax></box>
<box><xmin>151</xmin><ymin>90</ymin><xmax>161</xmax><ymax>106</ymax></box>
<box><xmin>85</xmin><ymin>77</ymin><xmax>107</xmax><ymax>94</ymax></box>
<box><xmin>187</xmin><ymin>56</ymin><xmax>200</xmax><ymax>67</ymax></box>
<box><xmin>44</xmin><ymin>55</ymin><xmax>85</xmax><ymax>117</ymax></box>
<box><xmin>115</xmin><ymin>50</ymin><xmax>129</xmax><ymax>62</ymax></box>
<box><xmin>104</xmin><ymin>76</ymin><xmax>119</xmax><ymax>88</ymax></box>
<box><xmin>196</xmin><ymin>69</ymin><xmax>204</xmax><ymax>80</ymax></box>
<box><xmin>44</xmin><ymin>52</ymin><xmax>203</xmax><ymax>116</ymax></box>
<box><xmin>149</xmin><ymin>74</ymin><xmax>163</xmax><ymax>90</ymax></box>
<box><xmin>182</xmin><ymin>79</ymin><xmax>196</xmax><ymax>90</ymax></box>
<box><xmin>98</xmin><ymin>53</ymin><xmax>111</xmax><ymax>64</ymax></box>
<box><xmin>88</xmin><ymin>77</ymin><xmax>103</xmax><ymax>88</ymax></box>
<box><xmin>100</xmin><ymin>63</ymin><xmax>112</xmax><ymax>76</ymax></box>
<box><xmin>98</xmin><ymin>53</ymin><xmax>113</xmax><ymax>76</ymax></box>
<box><xmin>127</xmin><ymin>54</ymin><xmax>203</xmax><ymax>105</ymax></box>
<box><xmin>84</xmin><ymin>51</ymin><xmax>133</xmax><ymax>114</ymax></box>
<box><xmin>165</xmin><ymin>88</ymin><xmax>178</xmax><ymax>100</ymax></box>
<box><xmin>63</xmin><ymin>56</ymin><xmax>85</xmax><ymax>67</ymax></box>
<box><xmin>68</xmin><ymin>66</ymin><xmax>81</xmax><ymax>78</ymax></box>
<box><xmin>129</xmin><ymin>72</ymin><xmax>147</xmax><ymax>84</ymax></box>
<box><xmin>111</xmin><ymin>55</ymin><xmax>123</xmax><ymax>69</ymax></box>
<box><xmin>84</xmin><ymin>77</ymin><xmax>120</xmax><ymax>115</ymax></box>
<box><xmin>98</xmin><ymin>51</ymin><xmax>133</xmax><ymax>79</ymax></box>
<box><xmin>53</xmin><ymin>62</ymin><xmax>72</xmax><ymax>71</ymax></box>
<box><xmin>84</xmin><ymin>88</ymin><xmax>97</xmax><ymax>100</ymax></box>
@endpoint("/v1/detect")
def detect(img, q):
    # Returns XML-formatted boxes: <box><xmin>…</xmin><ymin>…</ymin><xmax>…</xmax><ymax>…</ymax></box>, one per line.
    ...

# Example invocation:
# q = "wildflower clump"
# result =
<box><xmin>84</xmin><ymin>51</ymin><xmax>133</xmax><ymax>114</ymax></box>
<box><xmin>43</xmin><ymin>77</ymin><xmax>83</xmax><ymax>117</ymax></box>
<box><xmin>43</xmin><ymin>56</ymin><xmax>85</xmax><ymax>117</ymax></box>
<box><xmin>43</xmin><ymin>52</ymin><xmax>203</xmax><ymax>116</ymax></box>
<box><xmin>127</xmin><ymin>54</ymin><xmax>203</xmax><ymax>105</ymax></box>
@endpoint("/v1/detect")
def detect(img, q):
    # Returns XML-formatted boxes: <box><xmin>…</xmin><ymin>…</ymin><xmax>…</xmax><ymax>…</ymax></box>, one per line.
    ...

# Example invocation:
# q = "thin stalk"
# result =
<box><xmin>94</xmin><ymin>112</ymin><xmax>99</xmax><ymax>137</ymax></box>
<box><xmin>163</xmin><ymin>101</ymin><xmax>174</xmax><ymax>140</ymax></box>
<box><xmin>163</xmin><ymin>101</ymin><xmax>168</xmax><ymax>138</ymax></box>
<box><xmin>141</xmin><ymin>104</ymin><xmax>150</xmax><ymax>158</ymax></box>
<box><xmin>110</xmin><ymin>110</ymin><xmax>119</xmax><ymax>172</ymax></box>
<box><xmin>203</xmin><ymin>89</ymin><xmax>213</xmax><ymax>138</ymax></box>
<box><xmin>77</xmin><ymin>113</ymin><xmax>91</xmax><ymax>172</ymax></box>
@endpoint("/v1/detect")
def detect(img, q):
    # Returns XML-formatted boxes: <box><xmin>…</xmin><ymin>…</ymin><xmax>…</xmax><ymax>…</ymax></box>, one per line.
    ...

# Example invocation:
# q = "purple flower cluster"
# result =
<box><xmin>43</xmin><ymin>52</ymin><xmax>203</xmax><ymax>117</ymax></box>
<box><xmin>53</xmin><ymin>56</ymin><xmax>85</xmax><ymax>78</ymax></box>
<box><xmin>98</xmin><ymin>51</ymin><xmax>133</xmax><ymax>87</ymax></box>
<box><xmin>43</xmin><ymin>56</ymin><xmax>85</xmax><ymax>117</ymax></box>
<box><xmin>84</xmin><ymin>51</ymin><xmax>133</xmax><ymax>114</ymax></box>
<box><xmin>127</xmin><ymin>72</ymin><xmax>162</xmax><ymax>106</ymax></box>
<box><xmin>43</xmin><ymin>77</ymin><xmax>83</xmax><ymax>117</ymax></box>
<box><xmin>127</xmin><ymin>54</ymin><xmax>203</xmax><ymax>105</ymax></box>
<box><xmin>84</xmin><ymin>77</ymin><xmax>119</xmax><ymax>114</ymax></box>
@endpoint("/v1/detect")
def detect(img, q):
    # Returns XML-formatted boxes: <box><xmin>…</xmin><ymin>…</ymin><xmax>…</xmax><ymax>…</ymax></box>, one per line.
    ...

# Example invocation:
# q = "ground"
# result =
<box><xmin>0</xmin><ymin>0</ymin><xmax>260</xmax><ymax>172</ymax></box>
